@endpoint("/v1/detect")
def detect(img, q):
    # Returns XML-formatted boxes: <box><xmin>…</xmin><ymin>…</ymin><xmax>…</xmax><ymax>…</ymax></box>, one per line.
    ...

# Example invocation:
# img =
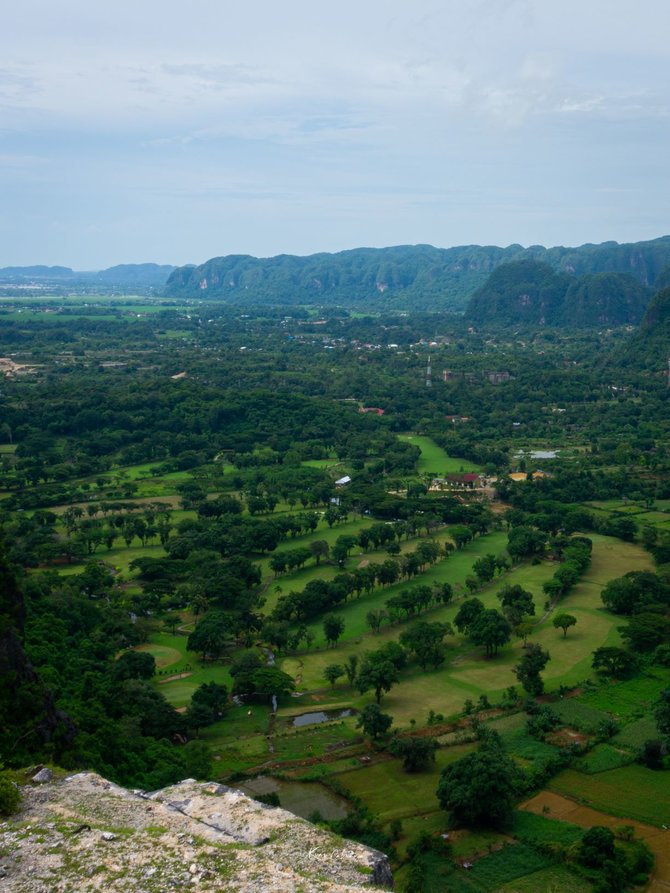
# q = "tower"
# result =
<box><xmin>426</xmin><ymin>355</ymin><xmax>432</xmax><ymax>388</ymax></box>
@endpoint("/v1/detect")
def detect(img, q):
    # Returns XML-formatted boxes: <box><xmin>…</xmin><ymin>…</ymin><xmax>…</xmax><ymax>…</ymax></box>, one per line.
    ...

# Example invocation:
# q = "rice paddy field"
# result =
<box><xmin>548</xmin><ymin>765</ymin><xmax>670</xmax><ymax>827</ymax></box>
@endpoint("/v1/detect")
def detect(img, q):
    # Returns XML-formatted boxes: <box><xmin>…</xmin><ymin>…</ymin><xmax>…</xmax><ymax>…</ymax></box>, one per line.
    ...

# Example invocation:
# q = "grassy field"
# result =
<box><xmin>497</xmin><ymin>865</ymin><xmax>591</xmax><ymax>893</ymax></box>
<box><xmin>138</xmin><ymin>631</ymin><xmax>233</xmax><ymax>708</ymax></box>
<box><xmin>573</xmin><ymin>669</ymin><xmax>670</xmax><ymax>723</ymax></box>
<box><xmin>275</xmin><ymin>535</ymin><xmax>652</xmax><ymax>725</ymax></box>
<box><xmin>333</xmin><ymin>744</ymin><xmax>474</xmax><ymax>823</ymax></box>
<box><xmin>300</xmin><ymin>458</ymin><xmax>343</xmax><ymax>469</ymax></box>
<box><xmin>398</xmin><ymin>434</ymin><xmax>482</xmax><ymax>474</ymax></box>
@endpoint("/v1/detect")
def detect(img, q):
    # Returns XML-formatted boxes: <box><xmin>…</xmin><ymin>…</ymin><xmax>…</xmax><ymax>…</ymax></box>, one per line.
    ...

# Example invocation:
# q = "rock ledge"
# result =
<box><xmin>1</xmin><ymin>771</ymin><xmax>393</xmax><ymax>892</ymax></box>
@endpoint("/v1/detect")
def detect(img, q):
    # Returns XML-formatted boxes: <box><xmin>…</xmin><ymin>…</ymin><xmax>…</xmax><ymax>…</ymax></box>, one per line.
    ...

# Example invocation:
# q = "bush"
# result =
<box><xmin>526</xmin><ymin>707</ymin><xmax>561</xmax><ymax>740</ymax></box>
<box><xmin>0</xmin><ymin>774</ymin><xmax>21</xmax><ymax>816</ymax></box>
<box><xmin>638</xmin><ymin>739</ymin><xmax>664</xmax><ymax>769</ymax></box>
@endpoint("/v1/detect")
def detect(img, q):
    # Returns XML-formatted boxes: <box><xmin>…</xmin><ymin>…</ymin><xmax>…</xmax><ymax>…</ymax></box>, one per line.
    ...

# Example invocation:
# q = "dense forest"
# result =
<box><xmin>2</xmin><ymin>285</ymin><xmax>670</xmax><ymax>891</ymax></box>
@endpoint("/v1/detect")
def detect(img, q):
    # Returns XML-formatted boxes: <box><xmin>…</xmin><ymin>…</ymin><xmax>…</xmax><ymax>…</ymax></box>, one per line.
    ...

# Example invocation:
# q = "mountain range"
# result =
<box><xmin>5</xmin><ymin>236</ymin><xmax>670</xmax><ymax>316</ymax></box>
<box><xmin>164</xmin><ymin>236</ymin><xmax>670</xmax><ymax>310</ymax></box>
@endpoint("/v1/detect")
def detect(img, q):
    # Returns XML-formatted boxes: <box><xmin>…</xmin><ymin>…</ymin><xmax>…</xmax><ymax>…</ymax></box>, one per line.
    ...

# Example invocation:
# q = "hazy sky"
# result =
<box><xmin>3</xmin><ymin>0</ymin><xmax>670</xmax><ymax>268</ymax></box>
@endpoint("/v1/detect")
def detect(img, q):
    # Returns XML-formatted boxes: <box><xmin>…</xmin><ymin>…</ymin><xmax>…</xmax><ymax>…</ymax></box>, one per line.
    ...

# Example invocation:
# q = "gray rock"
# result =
<box><xmin>1</xmin><ymin>771</ymin><xmax>393</xmax><ymax>892</ymax></box>
<box><xmin>31</xmin><ymin>768</ymin><xmax>53</xmax><ymax>784</ymax></box>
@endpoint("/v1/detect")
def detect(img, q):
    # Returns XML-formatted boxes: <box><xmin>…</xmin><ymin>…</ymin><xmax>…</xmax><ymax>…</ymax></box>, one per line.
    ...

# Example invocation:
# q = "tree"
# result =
<box><xmin>324</xmin><ymin>664</ymin><xmax>345</xmax><ymax>687</ymax></box>
<box><xmin>454</xmin><ymin>598</ymin><xmax>484</xmax><ymax>634</ymax></box>
<box><xmin>552</xmin><ymin>613</ymin><xmax>577</xmax><ymax>638</ymax></box>
<box><xmin>309</xmin><ymin>540</ymin><xmax>330</xmax><ymax>565</ymax></box>
<box><xmin>619</xmin><ymin>613</ymin><xmax>670</xmax><ymax>653</ymax></box>
<box><xmin>186</xmin><ymin>611</ymin><xmax>231</xmax><ymax>661</ymax></box>
<box><xmin>514</xmin><ymin>643</ymin><xmax>550</xmax><ymax>695</ymax></box>
<box><xmin>365</xmin><ymin>611</ymin><xmax>388</xmax><ymax>633</ymax></box>
<box><xmin>391</xmin><ymin>736</ymin><xmax>437</xmax><ymax>772</ymax></box>
<box><xmin>356</xmin><ymin>703</ymin><xmax>393</xmax><ymax>740</ymax></box>
<box><xmin>191</xmin><ymin>681</ymin><xmax>228</xmax><ymax>718</ymax></box>
<box><xmin>356</xmin><ymin>657</ymin><xmax>399</xmax><ymax>704</ymax></box>
<box><xmin>164</xmin><ymin>613</ymin><xmax>183</xmax><ymax>635</ymax></box>
<box><xmin>113</xmin><ymin>650</ymin><xmax>156</xmax><ymax>681</ymax></box>
<box><xmin>507</xmin><ymin>526</ymin><xmax>545</xmax><ymax>562</ymax></box>
<box><xmin>514</xmin><ymin>621</ymin><xmax>534</xmax><ymax>644</ymax></box>
<box><xmin>400</xmin><ymin>621</ymin><xmax>451</xmax><ymax>670</ymax></box>
<box><xmin>601</xmin><ymin>571</ymin><xmax>667</xmax><ymax>616</ymax></box>
<box><xmin>450</xmin><ymin>525</ymin><xmax>473</xmax><ymax>550</ymax></box>
<box><xmin>246</xmin><ymin>667</ymin><xmax>295</xmax><ymax>700</ymax></box>
<box><xmin>436</xmin><ymin>732</ymin><xmax>518</xmax><ymax>828</ymax></box>
<box><xmin>344</xmin><ymin>654</ymin><xmax>358</xmax><ymax>686</ymax></box>
<box><xmin>497</xmin><ymin>583</ymin><xmax>535</xmax><ymax>626</ymax></box>
<box><xmin>592</xmin><ymin>646</ymin><xmax>638</xmax><ymax>678</ymax></box>
<box><xmin>654</xmin><ymin>687</ymin><xmax>670</xmax><ymax>740</ymax></box>
<box><xmin>269</xmin><ymin>553</ymin><xmax>287</xmax><ymax>576</ymax></box>
<box><xmin>323</xmin><ymin>614</ymin><xmax>345</xmax><ymax>647</ymax></box>
<box><xmin>469</xmin><ymin>609</ymin><xmax>512</xmax><ymax>657</ymax></box>
<box><xmin>185</xmin><ymin>700</ymin><xmax>215</xmax><ymax>735</ymax></box>
<box><xmin>433</xmin><ymin>582</ymin><xmax>453</xmax><ymax>605</ymax></box>
<box><xmin>579</xmin><ymin>826</ymin><xmax>615</xmax><ymax>868</ymax></box>
<box><xmin>472</xmin><ymin>553</ymin><xmax>497</xmax><ymax>585</ymax></box>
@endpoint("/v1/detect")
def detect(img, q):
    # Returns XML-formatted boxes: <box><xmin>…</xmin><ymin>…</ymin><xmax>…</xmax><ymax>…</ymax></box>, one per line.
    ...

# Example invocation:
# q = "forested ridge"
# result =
<box><xmin>165</xmin><ymin>236</ymin><xmax>670</xmax><ymax>310</ymax></box>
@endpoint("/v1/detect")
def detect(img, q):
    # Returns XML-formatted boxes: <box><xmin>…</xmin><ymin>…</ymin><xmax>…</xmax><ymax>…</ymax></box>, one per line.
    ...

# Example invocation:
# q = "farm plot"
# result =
<box><xmin>333</xmin><ymin>744</ymin><xmax>474</xmax><ymax>823</ymax></box>
<box><xmin>548</xmin><ymin>765</ymin><xmax>670</xmax><ymax>827</ymax></box>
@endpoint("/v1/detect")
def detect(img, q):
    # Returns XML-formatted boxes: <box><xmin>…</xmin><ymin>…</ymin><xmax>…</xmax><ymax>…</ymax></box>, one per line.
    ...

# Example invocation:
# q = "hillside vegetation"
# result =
<box><xmin>164</xmin><ymin>236</ymin><xmax>670</xmax><ymax>310</ymax></box>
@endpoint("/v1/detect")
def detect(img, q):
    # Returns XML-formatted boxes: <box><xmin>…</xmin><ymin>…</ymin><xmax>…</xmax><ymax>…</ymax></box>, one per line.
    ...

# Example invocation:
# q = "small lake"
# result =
<box><xmin>515</xmin><ymin>449</ymin><xmax>559</xmax><ymax>459</ymax></box>
<box><xmin>290</xmin><ymin>709</ymin><xmax>354</xmax><ymax>728</ymax></box>
<box><xmin>236</xmin><ymin>776</ymin><xmax>351</xmax><ymax>820</ymax></box>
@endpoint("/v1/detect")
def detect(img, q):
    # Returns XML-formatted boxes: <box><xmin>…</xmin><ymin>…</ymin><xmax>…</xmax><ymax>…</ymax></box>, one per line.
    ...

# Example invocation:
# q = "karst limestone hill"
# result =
<box><xmin>1</xmin><ymin>771</ymin><xmax>393</xmax><ymax>892</ymax></box>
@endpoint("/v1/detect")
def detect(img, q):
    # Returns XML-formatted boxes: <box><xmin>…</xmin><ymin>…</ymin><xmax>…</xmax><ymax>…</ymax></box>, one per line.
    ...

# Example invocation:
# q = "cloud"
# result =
<box><xmin>162</xmin><ymin>63</ymin><xmax>269</xmax><ymax>88</ymax></box>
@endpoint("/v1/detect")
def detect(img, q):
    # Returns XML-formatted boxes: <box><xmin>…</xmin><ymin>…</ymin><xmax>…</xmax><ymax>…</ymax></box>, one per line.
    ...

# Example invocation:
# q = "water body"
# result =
<box><xmin>236</xmin><ymin>776</ymin><xmax>351</xmax><ymax>820</ymax></box>
<box><xmin>291</xmin><ymin>709</ymin><xmax>354</xmax><ymax>728</ymax></box>
<box><xmin>515</xmin><ymin>449</ymin><xmax>559</xmax><ymax>459</ymax></box>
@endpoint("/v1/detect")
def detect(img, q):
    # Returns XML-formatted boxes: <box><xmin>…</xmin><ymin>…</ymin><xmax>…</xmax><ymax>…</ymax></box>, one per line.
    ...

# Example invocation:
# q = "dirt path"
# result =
<box><xmin>520</xmin><ymin>791</ymin><xmax>670</xmax><ymax>892</ymax></box>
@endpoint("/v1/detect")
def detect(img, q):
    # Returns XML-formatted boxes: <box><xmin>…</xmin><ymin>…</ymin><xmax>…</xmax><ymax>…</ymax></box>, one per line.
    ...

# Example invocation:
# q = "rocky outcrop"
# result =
<box><xmin>0</xmin><ymin>771</ymin><xmax>393</xmax><ymax>891</ymax></box>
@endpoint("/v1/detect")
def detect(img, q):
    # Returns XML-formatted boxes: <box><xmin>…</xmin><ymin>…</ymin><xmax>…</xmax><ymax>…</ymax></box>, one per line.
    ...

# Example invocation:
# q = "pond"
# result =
<box><xmin>515</xmin><ymin>449</ymin><xmax>559</xmax><ymax>459</ymax></box>
<box><xmin>290</xmin><ymin>708</ymin><xmax>355</xmax><ymax>728</ymax></box>
<box><xmin>236</xmin><ymin>776</ymin><xmax>351</xmax><ymax>820</ymax></box>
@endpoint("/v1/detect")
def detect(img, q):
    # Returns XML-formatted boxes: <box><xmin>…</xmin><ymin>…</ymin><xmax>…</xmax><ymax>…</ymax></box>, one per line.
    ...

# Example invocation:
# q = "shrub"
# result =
<box><xmin>0</xmin><ymin>774</ymin><xmax>20</xmax><ymax>817</ymax></box>
<box><xmin>638</xmin><ymin>739</ymin><xmax>664</xmax><ymax>769</ymax></box>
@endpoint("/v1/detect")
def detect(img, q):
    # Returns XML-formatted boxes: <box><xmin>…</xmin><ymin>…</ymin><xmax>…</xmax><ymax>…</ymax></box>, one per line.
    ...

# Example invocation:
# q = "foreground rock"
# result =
<box><xmin>1</xmin><ymin>772</ymin><xmax>393</xmax><ymax>892</ymax></box>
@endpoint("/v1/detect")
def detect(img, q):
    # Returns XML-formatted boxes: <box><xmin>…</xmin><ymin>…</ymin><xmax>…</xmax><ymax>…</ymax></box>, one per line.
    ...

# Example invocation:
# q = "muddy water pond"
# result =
<box><xmin>236</xmin><ymin>776</ymin><xmax>351</xmax><ymax>820</ymax></box>
<box><xmin>290</xmin><ymin>708</ymin><xmax>355</xmax><ymax>728</ymax></box>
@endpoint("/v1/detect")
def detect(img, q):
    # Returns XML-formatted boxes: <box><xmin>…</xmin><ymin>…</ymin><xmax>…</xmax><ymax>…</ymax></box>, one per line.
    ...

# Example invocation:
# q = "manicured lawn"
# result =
<box><xmin>55</xmin><ymin>542</ymin><xmax>167</xmax><ymax>578</ymax></box>
<box><xmin>295</xmin><ymin>529</ymin><xmax>511</xmax><ymax>649</ymax></box>
<box><xmin>398</xmin><ymin>434</ymin><xmax>482</xmax><ymax>474</ymax></box>
<box><xmin>282</xmin><ymin>536</ymin><xmax>653</xmax><ymax>724</ymax></box>
<box><xmin>139</xmin><ymin>631</ymin><xmax>234</xmax><ymax>708</ymax></box>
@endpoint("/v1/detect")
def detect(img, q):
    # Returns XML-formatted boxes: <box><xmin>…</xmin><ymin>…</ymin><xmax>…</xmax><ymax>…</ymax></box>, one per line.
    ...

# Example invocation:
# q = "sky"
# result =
<box><xmin>2</xmin><ymin>0</ymin><xmax>670</xmax><ymax>268</ymax></box>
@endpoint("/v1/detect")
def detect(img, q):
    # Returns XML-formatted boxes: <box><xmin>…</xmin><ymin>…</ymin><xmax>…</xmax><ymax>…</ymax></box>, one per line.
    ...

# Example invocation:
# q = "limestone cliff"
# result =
<box><xmin>0</xmin><ymin>771</ymin><xmax>393</xmax><ymax>891</ymax></box>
